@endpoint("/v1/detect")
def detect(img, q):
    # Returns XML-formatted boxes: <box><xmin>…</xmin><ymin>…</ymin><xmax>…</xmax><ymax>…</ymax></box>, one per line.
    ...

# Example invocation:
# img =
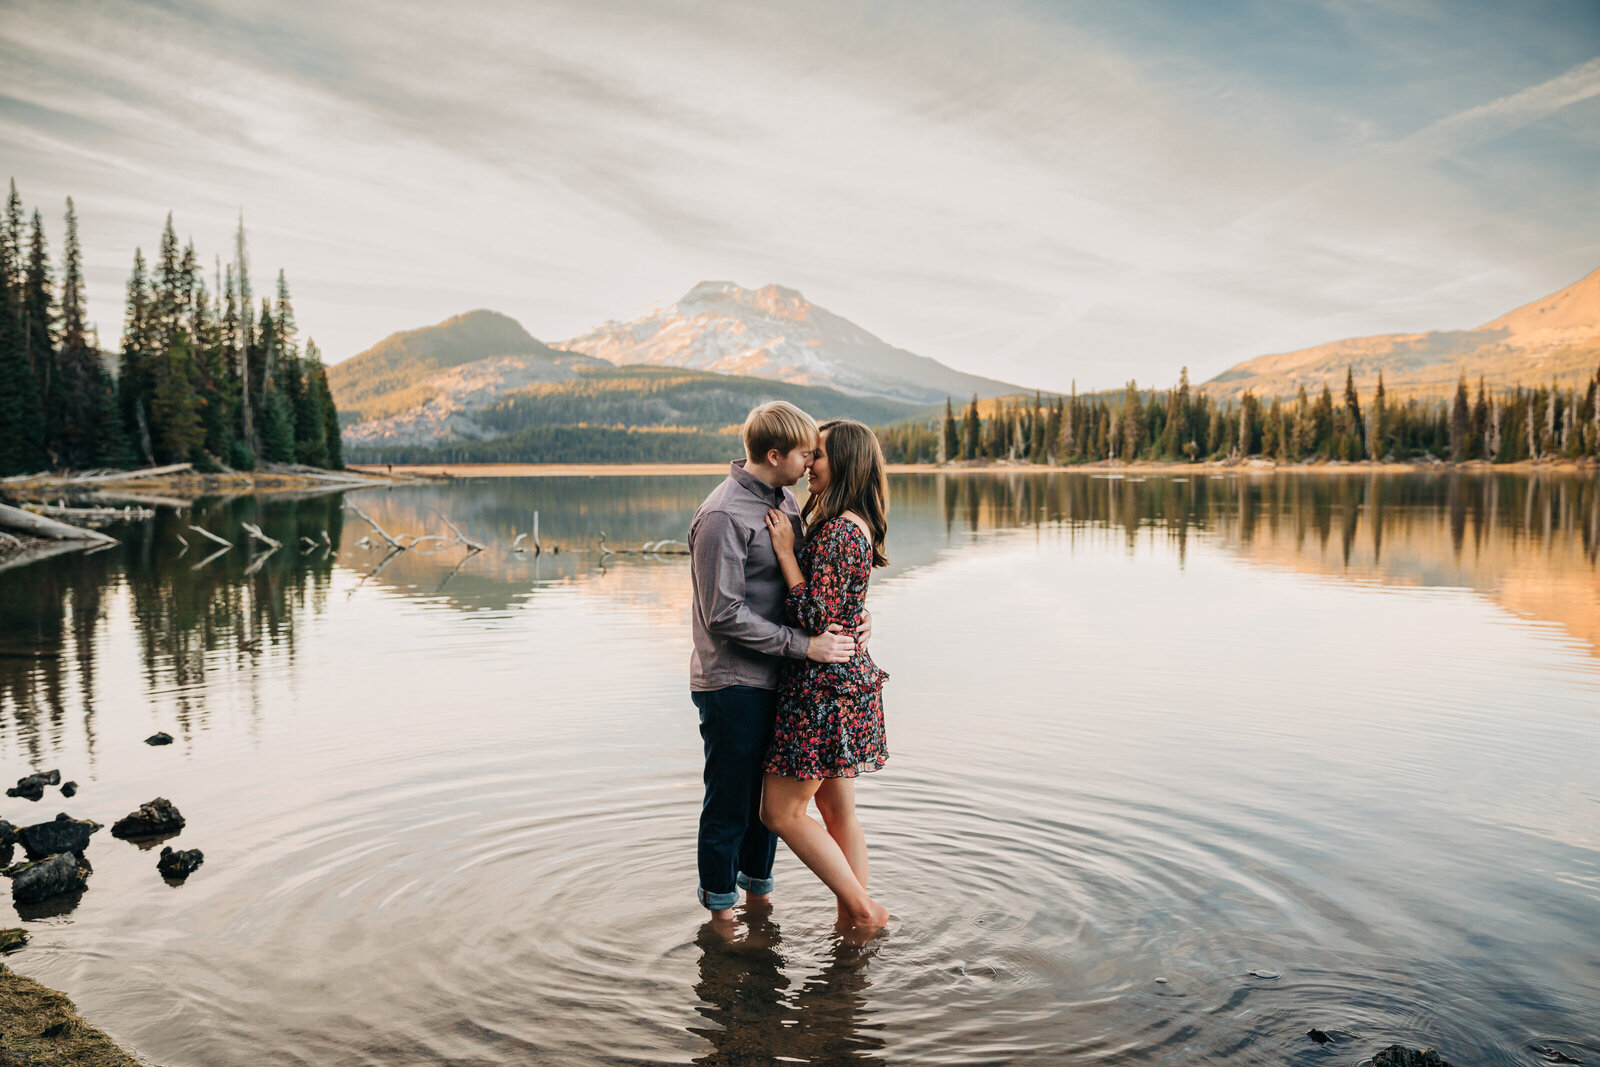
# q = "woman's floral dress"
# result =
<box><xmin>764</xmin><ymin>517</ymin><xmax>889</xmax><ymax>780</ymax></box>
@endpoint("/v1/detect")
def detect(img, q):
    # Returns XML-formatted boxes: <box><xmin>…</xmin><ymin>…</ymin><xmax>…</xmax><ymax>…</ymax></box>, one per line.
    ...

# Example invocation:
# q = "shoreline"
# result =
<box><xmin>354</xmin><ymin>458</ymin><xmax>1597</xmax><ymax>479</ymax></box>
<box><xmin>0</xmin><ymin>963</ymin><xmax>144</xmax><ymax>1065</ymax></box>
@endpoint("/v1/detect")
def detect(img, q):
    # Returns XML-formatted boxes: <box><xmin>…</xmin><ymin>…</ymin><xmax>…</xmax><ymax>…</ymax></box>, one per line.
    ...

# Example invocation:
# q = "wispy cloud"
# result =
<box><xmin>1</xmin><ymin>0</ymin><xmax>1595</xmax><ymax>389</ymax></box>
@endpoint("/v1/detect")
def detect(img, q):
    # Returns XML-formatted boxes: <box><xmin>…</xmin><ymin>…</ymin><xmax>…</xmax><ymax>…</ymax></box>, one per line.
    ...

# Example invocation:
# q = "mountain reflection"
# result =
<box><xmin>3</xmin><ymin>470</ymin><xmax>1597</xmax><ymax>763</ymax></box>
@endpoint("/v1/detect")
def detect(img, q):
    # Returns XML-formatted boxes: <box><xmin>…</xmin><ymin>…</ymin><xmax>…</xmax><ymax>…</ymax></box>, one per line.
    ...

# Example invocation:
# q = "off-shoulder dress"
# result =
<box><xmin>763</xmin><ymin>516</ymin><xmax>889</xmax><ymax>780</ymax></box>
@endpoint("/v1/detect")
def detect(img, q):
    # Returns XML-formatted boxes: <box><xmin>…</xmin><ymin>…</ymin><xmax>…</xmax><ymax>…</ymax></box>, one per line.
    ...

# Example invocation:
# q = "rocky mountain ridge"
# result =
<box><xmin>556</xmin><ymin>281</ymin><xmax>1026</xmax><ymax>405</ymax></box>
<box><xmin>1205</xmin><ymin>267</ymin><xmax>1600</xmax><ymax>400</ymax></box>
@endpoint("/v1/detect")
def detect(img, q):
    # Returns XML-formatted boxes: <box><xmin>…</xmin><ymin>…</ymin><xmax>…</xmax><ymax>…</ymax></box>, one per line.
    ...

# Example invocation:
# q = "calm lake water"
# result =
<box><xmin>1</xmin><ymin>470</ymin><xmax>1597</xmax><ymax>1066</ymax></box>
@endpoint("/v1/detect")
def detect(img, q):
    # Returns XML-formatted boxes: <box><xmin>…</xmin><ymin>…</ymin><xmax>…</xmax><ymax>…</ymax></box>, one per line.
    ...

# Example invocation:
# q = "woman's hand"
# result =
<box><xmin>765</xmin><ymin>509</ymin><xmax>796</xmax><ymax>557</ymax></box>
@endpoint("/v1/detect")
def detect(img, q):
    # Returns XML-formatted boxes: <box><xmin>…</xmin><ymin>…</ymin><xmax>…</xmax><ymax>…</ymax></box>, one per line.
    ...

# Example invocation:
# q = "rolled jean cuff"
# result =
<box><xmin>698</xmin><ymin>886</ymin><xmax>739</xmax><ymax>911</ymax></box>
<box><xmin>737</xmin><ymin>871</ymin><xmax>774</xmax><ymax>895</ymax></box>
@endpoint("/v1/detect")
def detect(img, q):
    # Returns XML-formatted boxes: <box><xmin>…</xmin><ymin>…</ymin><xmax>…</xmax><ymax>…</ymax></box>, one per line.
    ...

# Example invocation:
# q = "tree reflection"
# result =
<box><xmin>0</xmin><ymin>493</ymin><xmax>345</xmax><ymax>763</ymax></box>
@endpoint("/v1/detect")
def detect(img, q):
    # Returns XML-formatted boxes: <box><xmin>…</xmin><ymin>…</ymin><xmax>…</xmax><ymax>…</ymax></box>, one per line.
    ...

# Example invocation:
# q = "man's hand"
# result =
<box><xmin>855</xmin><ymin>609</ymin><xmax>872</xmax><ymax>653</ymax></box>
<box><xmin>806</xmin><ymin>623</ymin><xmax>856</xmax><ymax>663</ymax></box>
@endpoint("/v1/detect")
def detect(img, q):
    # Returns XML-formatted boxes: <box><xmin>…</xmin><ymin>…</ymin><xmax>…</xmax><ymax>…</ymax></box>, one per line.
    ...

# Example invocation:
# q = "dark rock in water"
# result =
<box><xmin>145</xmin><ymin>732</ymin><xmax>174</xmax><ymax>746</ymax></box>
<box><xmin>110</xmin><ymin>797</ymin><xmax>185</xmax><ymax>838</ymax></box>
<box><xmin>4</xmin><ymin>852</ymin><xmax>91</xmax><ymax>904</ymax></box>
<box><xmin>1371</xmin><ymin>1046</ymin><xmax>1455</xmax><ymax>1067</ymax></box>
<box><xmin>60</xmin><ymin>781</ymin><xmax>77</xmax><ymax>797</ymax></box>
<box><xmin>18</xmin><ymin>813</ymin><xmax>101</xmax><ymax>860</ymax></box>
<box><xmin>157</xmin><ymin>846</ymin><xmax>204</xmax><ymax>881</ymax></box>
<box><xmin>6</xmin><ymin>769</ymin><xmax>60</xmax><ymax>800</ymax></box>
<box><xmin>0</xmin><ymin>926</ymin><xmax>28</xmax><ymax>952</ymax></box>
<box><xmin>0</xmin><ymin>819</ymin><xmax>16</xmax><ymax>848</ymax></box>
<box><xmin>1308</xmin><ymin>1029</ymin><xmax>1331</xmax><ymax>1044</ymax></box>
<box><xmin>1539</xmin><ymin>1048</ymin><xmax>1583</xmax><ymax>1065</ymax></box>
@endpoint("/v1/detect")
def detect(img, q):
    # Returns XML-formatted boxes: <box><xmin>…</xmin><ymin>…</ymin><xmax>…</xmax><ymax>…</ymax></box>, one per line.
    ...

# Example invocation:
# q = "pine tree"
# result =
<box><xmin>961</xmin><ymin>394</ymin><xmax>979</xmax><ymax>460</ymax></box>
<box><xmin>0</xmin><ymin>180</ymin><xmax>46</xmax><ymax>474</ymax></box>
<box><xmin>1470</xmin><ymin>377</ymin><xmax>1489</xmax><ymax>460</ymax></box>
<box><xmin>118</xmin><ymin>248</ymin><xmax>156</xmax><ymax>465</ymax></box>
<box><xmin>941</xmin><ymin>397</ymin><xmax>957</xmax><ymax>463</ymax></box>
<box><xmin>260</xmin><ymin>381</ymin><xmax>295</xmax><ymax>463</ymax></box>
<box><xmin>1449</xmin><ymin>372</ymin><xmax>1469</xmax><ymax>460</ymax></box>
<box><xmin>1233</xmin><ymin>393</ymin><xmax>1249</xmax><ymax>457</ymax></box>
<box><xmin>1311</xmin><ymin>385</ymin><xmax>1335</xmax><ymax>457</ymax></box>
<box><xmin>313</xmin><ymin>358</ymin><xmax>343</xmax><ymax>469</ymax></box>
<box><xmin>294</xmin><ymin>339</ymin><xmax>329</xmax><ymax>466</ymax></box>
<box><xmin>53</xmin><ymin>197</ymin><xmax>107</xmax><ymax>468</ymax></box>
<box><xmin>1120</xmin><ymin>381</ymin><xmax>1144</xmax><ymax>460</ymax></box>
<box><xmin>1343</xmin><ymin>366</ymin><xmax>1365</xmax><ymax>458</ymax></box>
<box><xmin>234</xmin><ymin>214</ymin><xmax>255</xmax><ymax>448</ymax></box>
<box><xmin>1044</xmin><ymin>398</ymin><xmax>1061</xmax><ymax>464</ymax></box>
<box><xmin>153</xmin><ymin>213</ymin><xmax>182</xmax><ymax>353</ymax></box>
<box><xmin>149</xmin><ymin>334</ymin><xmax>203</xmax><ymax>462</ymax></box>
<box><xmin>1370</xmin><ymin>372</ymin><xmax>1387</xmax><ymax>461</ymax></box>
<box><xmin>23</xmin><ymin>210</ymin><xmax>57</xmax><ymax>406</ymax></box>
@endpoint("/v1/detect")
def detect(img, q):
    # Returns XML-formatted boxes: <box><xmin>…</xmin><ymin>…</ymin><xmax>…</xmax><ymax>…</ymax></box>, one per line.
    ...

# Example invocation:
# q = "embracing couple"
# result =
<box><xmin>689</xmin><ymin>401</ymin><xmax>891</xmax><ymax>932</ymax></box>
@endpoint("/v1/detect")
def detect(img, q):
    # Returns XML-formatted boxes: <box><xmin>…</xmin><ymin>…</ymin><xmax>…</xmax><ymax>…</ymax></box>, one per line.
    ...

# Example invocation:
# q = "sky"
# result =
<box><xmin>2</xmin><ymin>0</ymin><xmax>1598</xmax><ymax>392</ymax></box>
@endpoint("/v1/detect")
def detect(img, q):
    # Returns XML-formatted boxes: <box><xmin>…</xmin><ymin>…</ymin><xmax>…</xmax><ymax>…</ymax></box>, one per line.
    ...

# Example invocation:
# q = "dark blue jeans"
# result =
<box><xmin>694</xmin><ymin>686</ymin><xmax>779</xmax><ymax>910</ymax></box>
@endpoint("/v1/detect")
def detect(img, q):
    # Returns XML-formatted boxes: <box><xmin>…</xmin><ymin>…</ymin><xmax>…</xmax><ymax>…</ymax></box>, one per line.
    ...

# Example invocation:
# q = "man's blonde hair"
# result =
<box><xmin>743</xmin><ymin>401</ymin><xmax>819</xmax><ymax>463</ymax></box>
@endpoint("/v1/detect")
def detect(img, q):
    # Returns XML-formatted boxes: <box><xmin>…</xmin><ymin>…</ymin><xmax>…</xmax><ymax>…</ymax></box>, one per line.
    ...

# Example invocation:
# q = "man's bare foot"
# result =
<box><xmin>744</xmin><ymin>892</ymin><xmax>772</xmax><ymax>910</ymax></box>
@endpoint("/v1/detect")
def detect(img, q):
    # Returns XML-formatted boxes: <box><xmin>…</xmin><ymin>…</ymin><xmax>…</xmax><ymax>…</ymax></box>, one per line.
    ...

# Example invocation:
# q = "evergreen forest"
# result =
<box><xmin>0</xmin><ymin>179</ymin><xmax>342</xmax><ymax>477</ymax></box>
<box><xmin>879</xmin><ymin>366</ymin><xmax>1600</xmax><ymax>466</ymax></box>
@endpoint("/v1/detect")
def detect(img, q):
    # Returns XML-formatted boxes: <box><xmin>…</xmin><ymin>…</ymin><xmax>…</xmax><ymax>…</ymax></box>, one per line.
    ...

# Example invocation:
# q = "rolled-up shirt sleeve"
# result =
<box><xmin>692</xmin><ymin>511</ymin><xmax>809</xmax><ymax>659</ymax></box>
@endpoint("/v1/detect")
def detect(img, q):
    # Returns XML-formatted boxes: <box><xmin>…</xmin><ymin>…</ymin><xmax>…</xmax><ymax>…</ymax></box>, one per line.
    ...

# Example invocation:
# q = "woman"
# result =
<box><xmin>760</xmin><ymin>419</ymin><xmax>891</xmax><ymax>930</ymax></box>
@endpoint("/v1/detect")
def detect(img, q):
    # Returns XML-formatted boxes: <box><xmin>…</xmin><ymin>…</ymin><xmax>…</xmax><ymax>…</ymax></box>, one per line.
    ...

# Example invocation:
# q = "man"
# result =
<box><xmin>689</xmin><ymin>401</ymin><xmax>863</xmax><ymax>923</ymax></box>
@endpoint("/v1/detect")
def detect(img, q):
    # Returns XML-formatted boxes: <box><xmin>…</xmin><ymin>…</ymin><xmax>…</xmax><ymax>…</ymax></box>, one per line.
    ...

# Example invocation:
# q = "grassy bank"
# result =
<box><xmin>0</xmin><ymin>964</ymin><xmax>143</xmax><ymax>1066</ymax></box>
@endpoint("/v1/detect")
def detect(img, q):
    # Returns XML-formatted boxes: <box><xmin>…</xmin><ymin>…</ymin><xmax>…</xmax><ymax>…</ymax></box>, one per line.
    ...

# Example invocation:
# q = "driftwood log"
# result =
<box><xmin>60</xmin><ymin>462</ymin><xmax>193</xmax><ymax>485</ymax></box>
<box><xmin>344</xmin><ymin>502</ymin><xmax>401</xmax><ymax>549</ymax></box>
<box><xmin>0</xmin><ymin>502</ymin><xmax>118</xmax><ymax>545</ymax></box>
<box><xmin>432</xmin><ymin>510</ymin><xmax>484</xmax><ymax>552</ymax></box>
<box><xmin>240</xmin><ymin>521</ymin><xmax>281</xmax><ymax>549</ymax></box>
<box><xmin>187</xmin><ymin>524</ymin><xmax>232</xmax><ymax>549</ymax></box>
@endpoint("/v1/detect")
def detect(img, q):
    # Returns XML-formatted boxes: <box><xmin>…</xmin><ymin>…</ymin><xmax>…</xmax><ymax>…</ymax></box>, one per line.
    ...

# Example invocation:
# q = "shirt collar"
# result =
<box><xmin>730</xmin><ymin>459</ymin><xmax>786</xmax><ymax>506</ymax></box>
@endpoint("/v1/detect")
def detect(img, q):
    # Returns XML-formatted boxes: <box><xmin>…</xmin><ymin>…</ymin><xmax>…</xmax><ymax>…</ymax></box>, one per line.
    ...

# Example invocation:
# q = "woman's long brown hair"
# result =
<box><xmin>801</xmin><ymin>419</ymin><xmax>889</xmax><ymax>567</ymax></box>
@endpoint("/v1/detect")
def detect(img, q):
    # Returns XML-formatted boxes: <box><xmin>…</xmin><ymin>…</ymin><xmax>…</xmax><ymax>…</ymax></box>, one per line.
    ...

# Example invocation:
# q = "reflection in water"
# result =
<box><xmin>693</xmin><ymin>916</ymin><xmax>886</xmax><ymax>1066</ymax></box>
<box><xmin>0</xmin><ymin>470</ymin><xmax>1595</xmax><ymax>1066</ymax></box>
<box><xmin>0</xmin><ymin>494</ymin><xmax>345</xmax><ymax>764</ymax></box>
<box><xmin>6</xmin><ymin>471</ymin><xmax>1596</xmax><ymax>758</ymax></box>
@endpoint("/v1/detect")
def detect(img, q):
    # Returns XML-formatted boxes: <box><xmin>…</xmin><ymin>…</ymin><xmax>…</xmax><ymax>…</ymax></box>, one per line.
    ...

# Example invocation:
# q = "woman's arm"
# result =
<box><xmin>782</xmin><ymin>522</ymin><xmax>860</xmax><ymax>636</ymax></box>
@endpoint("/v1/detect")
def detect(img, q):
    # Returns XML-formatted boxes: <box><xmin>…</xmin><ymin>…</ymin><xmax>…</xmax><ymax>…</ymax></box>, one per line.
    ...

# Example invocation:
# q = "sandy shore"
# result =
<box><xmin>353</xmin><ymin>459</ymin><xmax>1594</xmax><ymax>479</ymax></box>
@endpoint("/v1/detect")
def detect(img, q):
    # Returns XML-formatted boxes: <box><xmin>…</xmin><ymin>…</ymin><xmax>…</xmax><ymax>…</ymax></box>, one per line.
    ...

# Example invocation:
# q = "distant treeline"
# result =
<box><xmin>879</xmin><ymin>366</ymin><xmax>1600</xmax><ymax>465</ymax></box>
<box><xmin>0</xmin><ymin>179</ymin><xmax>342</xmax><ymax>476</ymax></box>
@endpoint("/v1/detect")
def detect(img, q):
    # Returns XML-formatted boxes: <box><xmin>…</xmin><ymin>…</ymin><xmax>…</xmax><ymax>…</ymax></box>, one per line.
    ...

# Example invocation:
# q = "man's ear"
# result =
<box><xmin>766</xmin><ymin>448</ymin><xmax>784</xmax><ymax>466</ymax></box>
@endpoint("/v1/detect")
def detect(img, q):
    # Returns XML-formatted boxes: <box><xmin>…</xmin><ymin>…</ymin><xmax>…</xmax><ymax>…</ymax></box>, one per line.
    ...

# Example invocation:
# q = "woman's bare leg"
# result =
<box><xmin>760</xmin><ymin>773</ymin><xmax>889</xmax><ymax>929</ymax></box>
<box><xmin>814</xmin><ymin>777</ymin><xmax>868</xmax><ymax>923</ymax></box>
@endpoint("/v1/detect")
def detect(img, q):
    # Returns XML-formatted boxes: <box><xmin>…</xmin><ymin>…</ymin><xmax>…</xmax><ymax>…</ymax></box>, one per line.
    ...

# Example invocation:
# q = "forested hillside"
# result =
<box><xmin>328</xmin><ymin>310</ymin><xmax>584</xmax><ymax>424</ymax></box>
<box><xmin>344</xmin><ymin>364</ymin><xmax>922</xmax><ymax>463</ymax></box>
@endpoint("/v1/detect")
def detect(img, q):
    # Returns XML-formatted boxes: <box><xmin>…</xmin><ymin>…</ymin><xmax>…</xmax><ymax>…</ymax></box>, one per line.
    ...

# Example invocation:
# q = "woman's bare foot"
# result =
<box><xmin>843</xmin><ymin>898</ymin><xmax>890</xmax><ymax>930</ymax></box>
<box><xmin>744</xmin><ymin>892</ymin><xmax>772</xmax><ymax>911</ymax></box>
